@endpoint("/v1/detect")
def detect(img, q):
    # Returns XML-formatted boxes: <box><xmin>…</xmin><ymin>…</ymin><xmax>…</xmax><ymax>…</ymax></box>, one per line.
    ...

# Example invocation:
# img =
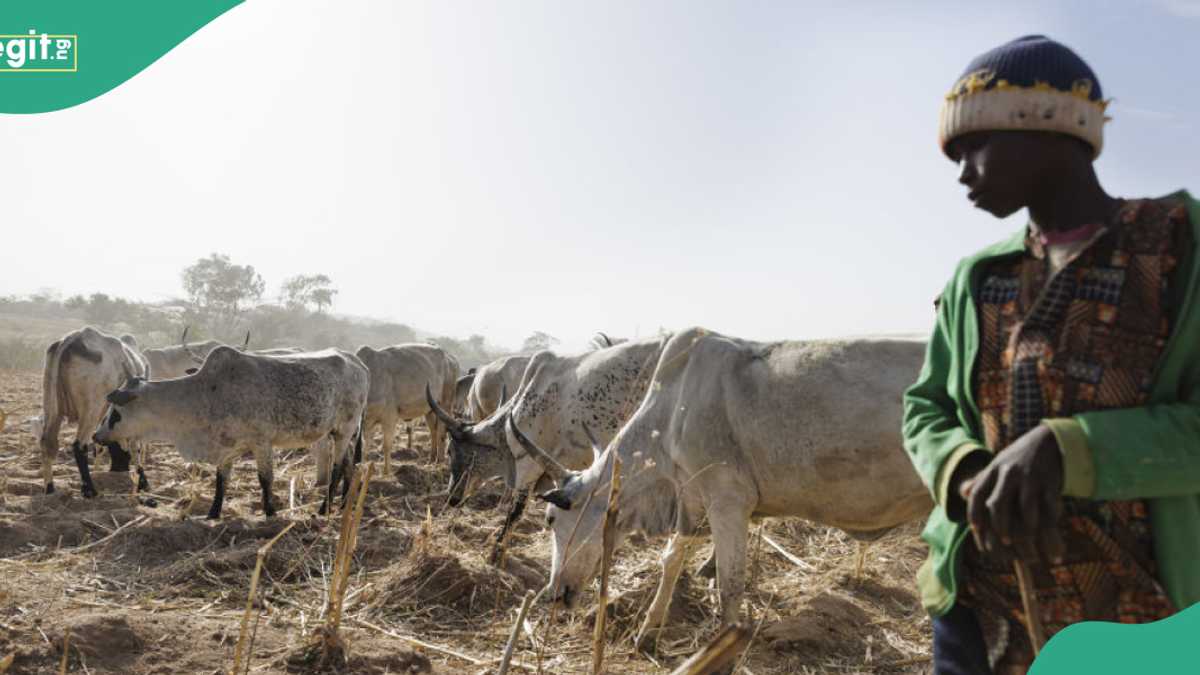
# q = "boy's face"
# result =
<box><xmin>947</xmin><ymin>130</ymin><xmax>1061</xmax><ymax>219</ymax></box>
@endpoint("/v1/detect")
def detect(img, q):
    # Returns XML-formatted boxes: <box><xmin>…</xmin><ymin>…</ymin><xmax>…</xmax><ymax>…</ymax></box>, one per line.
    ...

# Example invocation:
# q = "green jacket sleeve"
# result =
<box><xmin>903</xmin><ymin>280</ymin><xmax>990</xmax><ymax>520</ymax></box>
<box><xmin>1044</xmin><ymin>398</ymin><xmax>1200</xmax><ymax>500</ymax></box>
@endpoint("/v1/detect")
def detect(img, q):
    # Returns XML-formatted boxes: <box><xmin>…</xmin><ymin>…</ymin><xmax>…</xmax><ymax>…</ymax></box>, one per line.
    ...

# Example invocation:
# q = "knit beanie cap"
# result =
<box><xmin>939</xmin><ymin>35</ymin><xmax>1110</xmax><ymax>158</ymax></box>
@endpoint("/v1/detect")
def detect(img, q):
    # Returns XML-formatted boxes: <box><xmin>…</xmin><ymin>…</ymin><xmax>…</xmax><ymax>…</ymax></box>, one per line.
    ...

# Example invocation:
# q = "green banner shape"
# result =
<box><xmin>0</xmin><ymin>0</ymin><xmax>243</xmax><ymax>114</ymax></box>
<box><xmin>1030</xmin><ymin>602</ymin><xmax>1200</xmax><ymax>673</ymax></box>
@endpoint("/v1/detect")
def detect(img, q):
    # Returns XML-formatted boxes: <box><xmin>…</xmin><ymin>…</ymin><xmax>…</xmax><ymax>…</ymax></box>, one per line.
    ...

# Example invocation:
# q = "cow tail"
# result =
<box><xmin>40</xmin><ymin>338</ymin><xmax>67</xmax><ymax>452</ymax></box>
<box><xmin>354</xmin><ymin>412</ymin><xmax>365</xmax><ymax>466</ymax></box>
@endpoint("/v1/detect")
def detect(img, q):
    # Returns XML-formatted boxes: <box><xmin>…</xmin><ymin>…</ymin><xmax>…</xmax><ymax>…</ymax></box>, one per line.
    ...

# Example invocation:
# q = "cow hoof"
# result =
<box><xmin>696</xmin><ymin>556</ymin><xmax>717</xmax><ymax>579</ymax></box>
<box><xmin>139</xmin><ymin>497</ymin><xmax>159</xmax><ymax>508</ymax></box>
<box><xmin>81</xmin><ymin>485</ymin><xmax>98</xmax><ymax>499</ymax></box>
<box><xmin>206</xmin><ymin>512</ymin><xmax>221</xmax><ymax>520</ymax></box>
<box><xmin>45</xmin><ymin>482</ymin><xmax>55</xmax><ymax>495</ymax></box>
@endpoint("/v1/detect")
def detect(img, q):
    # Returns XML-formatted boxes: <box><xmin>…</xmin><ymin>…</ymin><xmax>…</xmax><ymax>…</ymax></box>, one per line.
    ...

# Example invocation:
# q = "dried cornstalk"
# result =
<box><xmin>229</xmin><ymin>520</ymin><xmax>297</xmax><ymax>675</ymax></box>
<box><xmin>58</xmin><ymin>628</ymin><xmax>70</xmax><ymax>675</ymax></box>
<box><xmin>590</xmin><ymin>455</ymin><xmax>622</xmax><ymax>675</ymax></box>
<box><xmin>498</xmin><ymin>590</ymin><xmax>537</xmax><ymax>675</ymax></box>
<box><xmin>668</xmin><ymin>623</ymin><xmax>751</xmax><ymax>675</ymax></box>
<box><xmin>316</xmin><ymin>462</ymin><xmax>374</xmax><ymax>664</ymax></box>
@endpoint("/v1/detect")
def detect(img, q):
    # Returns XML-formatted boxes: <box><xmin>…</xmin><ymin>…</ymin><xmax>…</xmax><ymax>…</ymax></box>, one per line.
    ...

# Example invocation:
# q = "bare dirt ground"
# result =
<box><xmin>0</xmin><ymin>369</ymin><xmax>933</xmax><ymax>674</ymax></box>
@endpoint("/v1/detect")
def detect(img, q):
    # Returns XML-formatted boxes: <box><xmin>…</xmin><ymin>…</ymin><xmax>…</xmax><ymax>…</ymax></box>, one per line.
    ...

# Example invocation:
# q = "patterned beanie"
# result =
<box><xmin>939</xmin><ymin>35</ymin><xmax>1110</xmax><ymax>158</ymax></box>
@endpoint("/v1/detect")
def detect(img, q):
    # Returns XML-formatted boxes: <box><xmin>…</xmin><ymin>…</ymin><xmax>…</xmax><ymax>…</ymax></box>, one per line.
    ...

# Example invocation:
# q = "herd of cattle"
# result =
<box><xmin>24</xmin><ymin>324</ymin><xmax>934</xmax><ymax>647</ymax></box>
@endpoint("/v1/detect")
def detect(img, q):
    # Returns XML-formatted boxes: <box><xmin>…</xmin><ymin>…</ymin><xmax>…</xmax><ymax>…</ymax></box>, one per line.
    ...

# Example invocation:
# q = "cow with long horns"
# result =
<box><xmin>425</xmin><ymin>334</ymin><xmax>670</xmax><ymax>560</ymax></box>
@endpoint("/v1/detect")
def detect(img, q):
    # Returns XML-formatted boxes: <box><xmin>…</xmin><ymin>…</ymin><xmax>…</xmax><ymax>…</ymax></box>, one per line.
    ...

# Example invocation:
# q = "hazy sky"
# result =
<box><xmin>4</xmin><ymin>1</ymin><xmax>1198</xmax><ymax>352</ymax></box>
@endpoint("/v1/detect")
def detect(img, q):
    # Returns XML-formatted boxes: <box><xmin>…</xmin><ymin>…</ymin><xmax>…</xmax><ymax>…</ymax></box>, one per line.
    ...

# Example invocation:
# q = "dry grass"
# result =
<box><xmin>0</xmin><ymin>369</ymin><xmax>933</xmax><ymax>673</ymax></box>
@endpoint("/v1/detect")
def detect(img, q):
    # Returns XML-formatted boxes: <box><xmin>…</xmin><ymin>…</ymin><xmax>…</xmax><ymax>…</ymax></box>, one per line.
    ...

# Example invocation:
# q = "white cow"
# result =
<box><xmin>519</xmin><ymin>327</ymin><xmax>933</xmax><ymax>646</ymax></box>
<box><xmin>464</xmin><ymin>355</ymin><xmax>530</xmax><ymax>422</ymax></box>
<box><xmin>39</xmin><ymin>326</ymin><xmax>151</xmax><ymax>497</ymax></box>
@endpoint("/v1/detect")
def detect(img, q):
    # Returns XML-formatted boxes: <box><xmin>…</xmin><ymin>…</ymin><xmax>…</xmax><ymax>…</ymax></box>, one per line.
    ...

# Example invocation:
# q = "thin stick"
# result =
<box><xmin>352</xmin><ymin>618</ymin><xmax>489</xmax><ymax>665</ymax></box>
<box><xmin>498</xmin><ymin>590</ymin><xmax>537</xmax><ymax>675</ymax></box>
<box><xmin>668</xmin><ymin>622</ymin><xmax>751</xmax><ymax>675</ymax></box>
<box><xmin>1013</xmin><ymin>559</ymin><xmax>1046</xmax><ymax>654</ymax></box>
<box><xmin>230</xmin><ymin>520</ymin><xmax>297</xmax><ymax>675</ymax></box>
<box><xmin>288</xmin><ymin>477</ymin><xmax>296</xmax><ymax>512</ymax></box>
<box><xmin>590</xmin><ymin>454</ymin><xmax>622</xmax><ymax>675</ymax></box>
<box><xmin>58</xmin><ymin>627</ymin><xmax>70</xmax><ymax>675</ymax></box>
<box><xmin>13</xmin><ymin>515</ymin><xmax>149</xmax><ymax>560</ymax></box>
<box><xmin>761</xmin><ymin>533</ymin><xmax>815</xmax><ymax>572</ymax></box>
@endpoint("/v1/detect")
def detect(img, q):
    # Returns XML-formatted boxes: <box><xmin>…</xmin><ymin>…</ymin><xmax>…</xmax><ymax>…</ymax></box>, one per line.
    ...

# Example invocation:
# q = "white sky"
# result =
<box><xmin>3</xmin><ymin>0</ymin><xmax>1198</xmax><ymax>352</ymax></box>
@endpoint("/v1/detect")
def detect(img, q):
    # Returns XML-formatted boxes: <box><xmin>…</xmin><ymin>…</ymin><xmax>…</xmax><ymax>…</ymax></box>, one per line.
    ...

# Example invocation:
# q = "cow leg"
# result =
<box><xmin>424</xmin><ymin>413</ymin><xmax>440</xmax><ymax>463</ymax></box>
<box><xmin>255</xmin><ymin>448</ymin><xmax>277</xmax><ymax>518</ymax></box>
<box><xmin>380</xmin><ymin>413</ymin><xmax>396</xmax><ymax>476</ymax></box>
<box><xmin>489</xmin><ymin>490</ymin><xmax>529</xmax><ymax>565</ymax></box>
<box><xmin>322</xmin><ymin>456</ymin><xmax>344</xmax><ymax>516</ymax></box>
<box><xmin>636</xmin><ymin>532</ymin><xmax>698</xmax><ymax>651</ymax></box>
<box><xmin>40</xmin><ymin>422</ymin><xmax>60</xmax><ymax>494</ymax></box>
<box><xmin>315</xmin><ymin>437</ymin><xmax>332</xmax><ymax>487</ymax></box>
<box><xmin>207</xmin><ymin>461</ymin><xmax>232</xmax><ymax>520</ymax></box>
<box><xmin>107</xmin><ymin>442</ymin><xmax>132</xmax><ymax>472</ymax></box>
<box><xmin>339</xmin><ymin>452</ymin><xmax>354</xmax><ymax>506</ymax></box>
<box><xmin>71</xmin><ymin>440</ymin><xmax>99</xmax><ymax>498</ymax></box>
<box><xmin>709</xmin><ymin>499</ymin><xmax>752</xmax><ymax>628</ymax></box>
<box><xmin>134</xmin><ymin>442</ymin><xmax>151</xmax><ymax>492</ymax></box>
<box><xmin>406</xmin><ymin>423</ymin><xmax>413</xmax><ymax>452</ymax></box>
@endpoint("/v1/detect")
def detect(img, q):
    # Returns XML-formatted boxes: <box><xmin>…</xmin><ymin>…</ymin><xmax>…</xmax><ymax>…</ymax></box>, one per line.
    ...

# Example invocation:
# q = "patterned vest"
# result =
<box><xmin>961</xmin><ymin>198</ymin><xmax>1192</xmax><ymax>673</ymax></box>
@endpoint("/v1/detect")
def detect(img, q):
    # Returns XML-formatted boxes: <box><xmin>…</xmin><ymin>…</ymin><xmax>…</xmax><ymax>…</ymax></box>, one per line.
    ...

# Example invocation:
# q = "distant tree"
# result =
<box><xmin>64</xmin><ymin>295</ymin><xmax>87</xmax><ymax>310</ymax></box>
<box><xmin>521</xmin><ymin>331</ymin><xmax>559</xmax><ymax>354</ymax></box>
<box><xmin>83</xmin><ymin>293</ymin><xmax>119</xmax><ymax>325</ymax></box>
<box><xmin>182</xmin><ymin>253</ymin><xmax>265</xmax><ymax>320</ymax></box>
<box><xmin>280</xmin><ymin>274</ymin><xmax>338</xmax><ymax>313</ymax></box>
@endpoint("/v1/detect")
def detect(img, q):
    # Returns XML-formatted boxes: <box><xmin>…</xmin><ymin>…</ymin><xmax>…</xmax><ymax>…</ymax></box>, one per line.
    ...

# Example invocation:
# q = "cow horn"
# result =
<box><xmin>181</xmin><ymin>328</ymin><xmax>204</xmax><ymax>364</ymax></box>
<box><xmin>426</xmin><ymin>382</ymin><xmax>465</xmax><ymax>432</ymax></box>
<box><xmin>508</xmin><ymin>416</ymin><xmax>572</xmax><ymax>484</ymax></box>
<box><xmin>581</xmin><ymin>421</ymin><xmax>605</xmax><ymax>461</ymax></box>
<box><xmin>242</xmin><ymin>331</ymin><xmax>251</xmax><ymax>350</ymax></box>
<box><xmin>597</xmin><ymin>331</ymin><xmax>613</xmax><ymax>347</ymax></box>
<box><xmin>180</xmin><ymin>325</ymin><xmax>190</xmax><ymax>345</ymax></box>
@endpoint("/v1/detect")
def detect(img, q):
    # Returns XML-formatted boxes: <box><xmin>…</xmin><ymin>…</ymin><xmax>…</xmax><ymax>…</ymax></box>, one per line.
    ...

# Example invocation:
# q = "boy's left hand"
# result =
<box><xmin>958</xmin><ymin>424</ymin><xmax>1066</xmax><ymax>565</ymax></box>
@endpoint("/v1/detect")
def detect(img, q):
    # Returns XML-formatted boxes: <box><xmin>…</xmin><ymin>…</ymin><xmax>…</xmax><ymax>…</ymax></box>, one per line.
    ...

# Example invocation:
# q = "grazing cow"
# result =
<box><xmin>463</xmin><ymin>355</ymin><xmax>530</xmax><ymax>423</ymax></box>
<box><xmin>39</xmin><ymin>326</ymin><xmax>151</xmax><ymax>497</ymax></box>
<box><xmin>93</xmin><ymin>346</ymin><xmax>369</xmax><ymax>519</ymax></box>
<box><xmin>518</xmin><ymin>328</ymin><xmax>932</xmax><ymax>646</ymax></box>
<box><xmin>453</xmin><ymin>368</ymin><xmax>477</xmax><ymax>416</ymax></box>
<box><xmin>355</xmin><ymin>343</ymin><xmax>459</xmax><ymax>466</ymax></box>
<box><xmin>141</xmin><ymin>327</ymin><xmax>251</xmax><ymax>379</ymax></box>
<box><xmin>426</xmin><ymin>335</ymin><xmax>669</xmax><ymax>562</ymax></box>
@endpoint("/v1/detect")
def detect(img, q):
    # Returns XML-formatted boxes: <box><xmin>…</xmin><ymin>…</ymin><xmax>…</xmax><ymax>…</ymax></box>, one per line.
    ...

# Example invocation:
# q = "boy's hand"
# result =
<box><xmin>958</xmin><ymin>424</ymin><xmax>1066</xmax><ymax>565</ymax></box>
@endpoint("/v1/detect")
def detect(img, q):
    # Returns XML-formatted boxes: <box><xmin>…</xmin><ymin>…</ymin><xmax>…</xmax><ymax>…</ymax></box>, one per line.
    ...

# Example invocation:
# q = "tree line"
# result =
<box><xmin>0</xmin><ymin>253</ymin><xmax>560</xmax><ymax>370</ymax></box>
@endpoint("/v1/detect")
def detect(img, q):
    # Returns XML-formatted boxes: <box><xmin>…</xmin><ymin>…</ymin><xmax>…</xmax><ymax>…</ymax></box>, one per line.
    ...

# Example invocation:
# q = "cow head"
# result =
<box><xmin>428</xmin><ymin>383</ymin><xmax>513</xmax><ymax>506</ymax></box>
<box><xmin>510</xmin><ymin>416</ymin><xmax>612</xmax><ymax>610</ymax></box>
<box><xmin>93</xmin><ymin>377</ymin><xmax>151</xmax><ymax>446</ymax></box>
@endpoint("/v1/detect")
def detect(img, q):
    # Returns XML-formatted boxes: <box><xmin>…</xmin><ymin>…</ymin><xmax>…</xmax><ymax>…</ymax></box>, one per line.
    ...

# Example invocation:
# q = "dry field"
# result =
<box><xmin>0</xmin><ymin>369</ymin><xmax>933</xmax><ymax>674</ymax></box>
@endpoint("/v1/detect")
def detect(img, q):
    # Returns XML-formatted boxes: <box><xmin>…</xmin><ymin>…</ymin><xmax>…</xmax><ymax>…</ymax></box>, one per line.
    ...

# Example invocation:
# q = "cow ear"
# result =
<box><xmin>185</xmin><ymin>367</ymin><xmax>198</xmax><ymax>375</ymax></box>
<box><xmin>107</xmin><ymin>389</ymin><xmax>138</xmax><ymax>406</ymax></box>
<box><xmin>537</xmin><ymin>489</ymin><xmax>573</xmax><ymax>510</ymax></box>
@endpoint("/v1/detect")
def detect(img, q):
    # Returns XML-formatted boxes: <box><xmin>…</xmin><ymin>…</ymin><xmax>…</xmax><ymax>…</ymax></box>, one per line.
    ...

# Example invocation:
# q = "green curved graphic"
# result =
<box><xmin>1030</xmin><ymin>602</ymin><xmax>1200</xmax><ymax>673</ymax></box>
<box><xmin>0</xmin><ymin>0</ymin><xmax>243</xmax><ymax>114</ymax></box>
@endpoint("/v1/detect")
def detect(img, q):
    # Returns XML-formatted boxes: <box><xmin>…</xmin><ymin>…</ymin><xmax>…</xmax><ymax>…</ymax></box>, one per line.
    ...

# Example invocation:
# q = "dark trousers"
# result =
<box><xmin>932</xmin><ymin>603</ymin><xmax>992</xmax><ymax>675</ymax></box>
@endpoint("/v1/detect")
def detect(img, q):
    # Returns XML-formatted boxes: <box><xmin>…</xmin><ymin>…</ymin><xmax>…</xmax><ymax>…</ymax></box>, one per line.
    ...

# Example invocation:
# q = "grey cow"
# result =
<box><xmin>355</xmin><ymin>343</ymin><xmax>459</xmax><ymax>465</ymax></box>
<box><xmin>38</xmin><ymin>326</ymin><xmax>151</xmax><ymax>497</ymax></box>
<box><xmin>517</xmin><ymin>327</ymin><xmax>933</xmax><ymax>647</ymax></box>
<box><xmin>93</xmin><ymin>346</ymin><xmax>369</xmax><ymax>519</ymax></box>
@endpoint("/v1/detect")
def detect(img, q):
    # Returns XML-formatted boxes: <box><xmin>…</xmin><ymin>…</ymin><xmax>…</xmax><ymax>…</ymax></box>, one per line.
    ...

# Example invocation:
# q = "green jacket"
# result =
<box><xmin>903</xmin><ymin>190</ymin><xmax>1200</xmax><ymax>617</ymax></box>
